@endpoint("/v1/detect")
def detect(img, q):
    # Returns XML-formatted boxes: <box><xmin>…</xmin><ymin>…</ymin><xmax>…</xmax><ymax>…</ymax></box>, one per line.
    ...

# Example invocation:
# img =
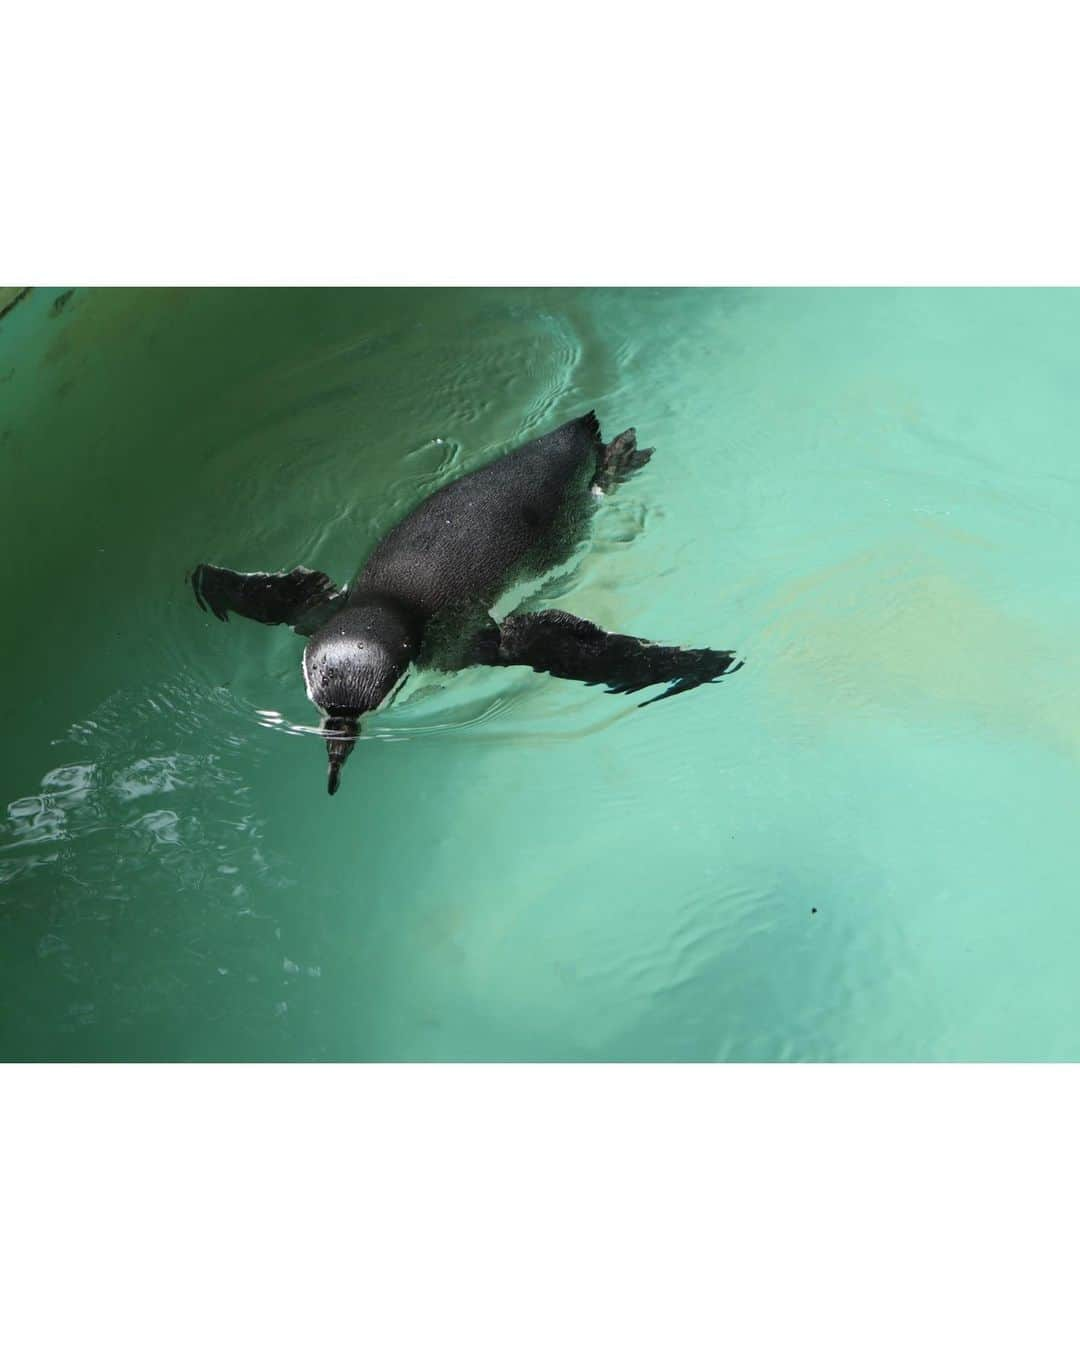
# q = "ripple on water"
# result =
<box><xmin>0</xmin><ymin>670</ymin><xmax>303</xmax><ymax>1051</ymax></box>
<box><xmin>147</xmin><ymin>293</ymin><xmax>678</xmax><ymax>757</ymax></box>
<box><xmin>1</xmin><ymin>677</ymin><xmax>274</xmax><ymax>911</ymax></box>
<box><xmin>164</xmin><ymin>301</ymin><xmax>585</xmax><ymax>592</ymax></box>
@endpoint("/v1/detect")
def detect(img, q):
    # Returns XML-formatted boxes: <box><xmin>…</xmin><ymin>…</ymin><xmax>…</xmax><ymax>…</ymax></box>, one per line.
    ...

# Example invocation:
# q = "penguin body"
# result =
<box><xmin>191</xmin><ymin>411</ymin><xmax>739</xmax><ymax>795</ymax></box>
<box><xmin>352</xmin><ymin>411</ymin><xmax>604</xmax><ymax>618</ymax></box>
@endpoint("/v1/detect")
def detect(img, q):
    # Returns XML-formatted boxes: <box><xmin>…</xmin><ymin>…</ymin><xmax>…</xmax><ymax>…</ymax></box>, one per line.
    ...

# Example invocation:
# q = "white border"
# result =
<box><xmin>4</xmin><ymin>1066</ymin><xmax>1078</xmax><ymax>1347</ymax></box>
<box><xmin>5</xmin><ymin>4</ymin><xmax>1080</xmax><ymax>283</ymax></box>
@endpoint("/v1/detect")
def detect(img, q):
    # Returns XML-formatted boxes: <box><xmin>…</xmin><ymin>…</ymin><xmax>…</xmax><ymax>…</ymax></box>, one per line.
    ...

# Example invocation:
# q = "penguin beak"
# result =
<box><xmin>323</xmin><ymin>715</ymin><xmax>359</xmax><ymax>796</ymax></box>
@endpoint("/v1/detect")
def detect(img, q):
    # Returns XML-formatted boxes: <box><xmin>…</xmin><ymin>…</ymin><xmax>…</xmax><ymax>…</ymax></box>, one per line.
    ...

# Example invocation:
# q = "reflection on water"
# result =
<box><xmin>4</xmin><ymin>286</ymin><xmax>1080</xmax><ymax>1061</ymax></box>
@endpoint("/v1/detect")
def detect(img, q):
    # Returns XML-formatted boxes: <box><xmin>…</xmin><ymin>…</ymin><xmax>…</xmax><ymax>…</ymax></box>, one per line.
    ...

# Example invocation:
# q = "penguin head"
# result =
<box><xmin>303</xmin><ymin>601</ymin><xmax>417</xmax><ymax>795</ymax></box>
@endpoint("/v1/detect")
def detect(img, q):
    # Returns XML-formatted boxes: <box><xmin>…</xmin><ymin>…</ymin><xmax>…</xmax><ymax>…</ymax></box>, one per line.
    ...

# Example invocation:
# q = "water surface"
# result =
<box><xmin>3</xmin><ymin>286</ymin><xmax>1079</xmax><ymax>1060</ymax></box>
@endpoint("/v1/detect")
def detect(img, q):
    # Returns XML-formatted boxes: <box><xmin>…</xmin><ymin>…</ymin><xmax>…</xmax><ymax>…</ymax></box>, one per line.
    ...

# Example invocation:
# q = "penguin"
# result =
<box><xmin>191</xmin><ymin>412</ymin><xmax>741</xmax><ymax>794</ymax></box>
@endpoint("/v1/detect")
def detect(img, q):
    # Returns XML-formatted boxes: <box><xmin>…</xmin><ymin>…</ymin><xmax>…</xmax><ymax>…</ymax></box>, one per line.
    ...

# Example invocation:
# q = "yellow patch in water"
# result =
<box><xmin>760</xmin><ymin>535</ymin><xmax>1080</xmax><ymax>759</ymax></box>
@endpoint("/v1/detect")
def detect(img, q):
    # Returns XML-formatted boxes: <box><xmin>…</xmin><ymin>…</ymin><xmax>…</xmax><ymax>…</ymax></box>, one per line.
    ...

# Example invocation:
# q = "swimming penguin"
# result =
<box><xmin>191</xmin><ymin>412</ymin><xmax>741</xmax><ymax>794</ymax></box>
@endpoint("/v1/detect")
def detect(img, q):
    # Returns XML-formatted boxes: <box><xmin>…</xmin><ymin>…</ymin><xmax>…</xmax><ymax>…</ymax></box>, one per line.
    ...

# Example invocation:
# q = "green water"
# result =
<box><xmin>3</xmin><ymin>286</ymin><xmax>1079</xmax><ymax>1061</ymax></box>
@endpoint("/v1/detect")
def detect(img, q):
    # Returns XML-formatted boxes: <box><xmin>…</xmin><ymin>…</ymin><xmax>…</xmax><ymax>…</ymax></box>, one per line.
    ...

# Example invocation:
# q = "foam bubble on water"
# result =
<box><xmin>128</xmin><ymin>809</ymin><xmax>181</xmax><ymax>847</ymax></box>
<box><xmin>111</xmin><ymin>756</ymin><xmax>189</xmax><ymax>801</ymax></box>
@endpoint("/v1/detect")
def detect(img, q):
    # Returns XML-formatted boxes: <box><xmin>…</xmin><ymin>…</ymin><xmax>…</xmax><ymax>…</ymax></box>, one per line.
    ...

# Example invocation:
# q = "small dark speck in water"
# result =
<box><xmin>811</xmin><ymin>908</ymin><xmax>818</xmax><ymax>915</ymax></box>
<box><xmin>51</xmin><ymin>289</ymin><xmax>75</xmax><ymax>317</ymax></box>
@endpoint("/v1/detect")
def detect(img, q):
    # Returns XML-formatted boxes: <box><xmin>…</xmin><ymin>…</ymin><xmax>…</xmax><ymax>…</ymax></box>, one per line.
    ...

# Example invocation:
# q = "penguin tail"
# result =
<box><xmin>591</xmin><ymin>426</ymin><xmax>654</xmax><ymax>494</ymax></box>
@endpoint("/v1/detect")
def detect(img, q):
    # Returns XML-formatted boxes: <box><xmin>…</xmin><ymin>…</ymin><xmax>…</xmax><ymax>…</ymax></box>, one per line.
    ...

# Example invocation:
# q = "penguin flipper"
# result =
<box><xmin>469</xmin><ymin>609</ymin><xmax>742</xmax><ymax>706</ymax></box>
<box><xmin>190</xmin><ymin>563</ymin><xmax>346</xmax><ymax>636</ymax></box>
